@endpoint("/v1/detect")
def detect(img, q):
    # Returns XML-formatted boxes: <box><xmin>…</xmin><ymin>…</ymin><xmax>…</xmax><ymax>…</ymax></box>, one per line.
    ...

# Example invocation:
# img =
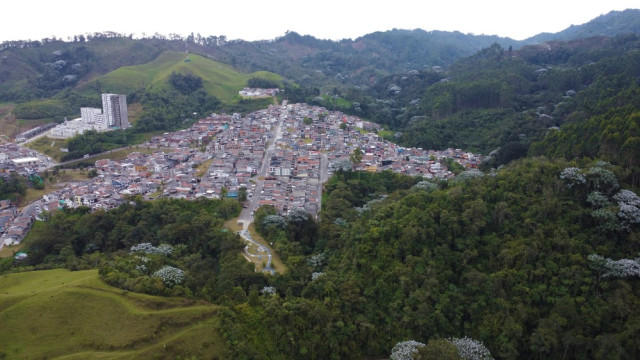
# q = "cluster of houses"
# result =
<box><xmin>0</xmin><ymin>143</ymin><xmax>53</xmax><ymax>176</ymax></box>
<box><xmin>0</xmin><ymin>200</ymin><xmax>34</xmax><ymax>247</ymax></box>
<box><xmin>0</xmin><ymin>144</ymin><xmax>53</xmax><ymax>247</ymax></box>
<box><xmin>1</xmin><ymin>101</ymin><xmax>483</xmax><ymax>248</ymax></box>
<box><xmin>276</xmin><ymin>103</ymin><xmax>482</xmax><ymax>178</ymax></box>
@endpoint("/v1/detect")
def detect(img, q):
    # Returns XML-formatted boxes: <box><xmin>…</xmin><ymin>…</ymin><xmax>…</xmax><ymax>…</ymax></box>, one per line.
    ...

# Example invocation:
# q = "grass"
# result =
<box><xmin>195</xmin><ymin>158</ymin><xmax>214</xmax><ymax>177</ymax></box>
<box><xmin>0</xmin><ymin>243</ymin><xmax>25</xmax><ymax>258</ymax></box>
<box><xmin>223</xmin><ymin>218</ymin><xmax>244</xmax><ymax>233</ymax></box>
<box><xmin>247</xmin><ymin>223</ymin><xmax>286</xmax><ymax>274</ymax></box>
<box><xmin>0</xmin><ymin>269</ymin><xmax>229</xmax><ymax>360</ymax></box>
<box><xmin>77</xmin><ymin>145</ymin><xmax>175</xmax><ymax>163</ymax></box>
<box><xmin>223</xmin><ymin>218</ymin><xmax>286</xmax><ymax>274</ymax></box>
<box><xmin>0</xmin><ymin>102</ymin><xmax>18</xmax><ymax>139</ymax></box>
<box><xmin>127</xmin><ymin>102</ymin><xmax>143</xmax><ymax>124</ymax></box>
<box><xmin>26</xmin><ymin>136</ymin><xmax>67</xmax><ymax>162</ymax></box>
<box><xmin>86</xmin><ymin>51</ymin><xmax>282</xmax><ymax>102</ymax></box>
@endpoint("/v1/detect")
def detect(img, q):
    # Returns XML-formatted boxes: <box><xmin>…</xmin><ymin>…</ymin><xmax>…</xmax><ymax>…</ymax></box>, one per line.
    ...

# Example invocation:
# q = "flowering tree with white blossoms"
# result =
<box><xmin>130</xmin><ymin>242</ymin><xmax>174</xmax><ymax>255</ymax></box>
<box><xmin>561</xmin><ymin>165</ymin><xmax>640</xmax><ymax>232</ymax></box>
<box><xmin>413</xmin><ymin>180</ymin><xmax>439</xmax><ymax>192</ymax></box>
<box><xmin>260</xmin><ymin>286</ymin><xmax>276</xmax><ymax>295</ymax></box>
<box><xmin>311</xmin><ymin>272</ymin><xmax>325</xmax><ymax>281</ymax></box>
<box><xmin>559</xmin><ymin>167</ymin><xmax>586</xmax><ymax>188</ymax></box>
<box><xmin>262</xmin><ymin>214</ymin><xmax>287</xmax><ymax>230</ymax></box>
<box><xmin>152</xmin><ymin>265</ymin><xmax>185</xmax><ymax>286</ymax></box>
<box><xmin>448</xmin><ymin>336</ymin><xmax>494</xmax><ymax>360</ymax></box>
<box><xmin>287</xmin><ymin>207</ymin><xmax>309</xmax><ymax>223</ymax></box>
<box><xmin>614</xmin><ymin>189</ymin><xmax>640</xmax><ymax>230</ymax></box>
<box><xmin>307</xmin><ymin>253</ymin><xmax>326</xmax><ymax>270</ymax></box>
<box><xmin>588</xmin><ymin>254</ymin><xmax>640</xmax><ymax>278</ymax></box>
<box><xmin>455</xmin><ymin>169</ymin><xmax>485</xmax><ymax>182</ymax></box>
<box><xmin>390</xmin><ymin>337</ymin><xmax>493</xmax><ymax>360</ymax></box>
<box><xmin>390</xmin><ymin>340</ymin><xmax>425</xmax><ymax>360</ymax></box>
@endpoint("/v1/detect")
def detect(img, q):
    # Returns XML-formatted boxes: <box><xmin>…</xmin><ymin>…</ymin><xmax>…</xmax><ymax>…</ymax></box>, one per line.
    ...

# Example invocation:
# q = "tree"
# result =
<box><xmin>390</xmin><ymin>340</ymin><xmax>425</xmax><ymax>360</ymax></box>
<box><xmin>350</xmin><ymin>147</ymin><xmax>363</xmax><ymax>167</ymax></box>
<box><xmin>220</xmin><ymin>186</ymin><xmax>228</xmax><ymax>199</ymax></box>
<box><xmin>247</xmin><ymin>77</ymin><xmax>281</xmax><ymax>89</ymax></box>
<box><xmin>238</xmin><ymin>186</ymin><xmax>248</xmax><ymax>202</ymax></box>
<box><xmin>169</xmin><ymin>72</ymin><xmax>203</xmax><ymax>95</ymax></box>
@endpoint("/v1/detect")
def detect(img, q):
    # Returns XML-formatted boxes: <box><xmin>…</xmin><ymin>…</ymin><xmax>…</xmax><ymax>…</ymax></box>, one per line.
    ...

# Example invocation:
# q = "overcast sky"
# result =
<box><xmin>2</xmin><ymin>1</ymin><xmax>639</xmax><ymax>43</ymax></box>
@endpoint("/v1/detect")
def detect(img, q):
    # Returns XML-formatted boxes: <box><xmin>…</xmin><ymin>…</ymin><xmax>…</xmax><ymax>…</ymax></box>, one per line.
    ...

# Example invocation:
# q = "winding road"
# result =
<box><xmin>238</xmin><ymin>228</ymin><xmax>275</xmax><ymax>274</ymax></box>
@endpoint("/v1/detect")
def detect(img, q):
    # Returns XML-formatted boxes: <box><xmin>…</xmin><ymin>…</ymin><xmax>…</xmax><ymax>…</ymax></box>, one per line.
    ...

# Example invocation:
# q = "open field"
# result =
<box><xmin>195</xmin><ymin>158</ymin><xmax>214</xmax><ymax>177</ymax></box>
<box><xmin>0</xmin><ymin>243</ymin><xmax>25</xmax><ymax>258</ymax></box>
<box><xmin>26</xmin><ymin>136</ymin><xmax>67</xmax><ymax>161</ymax></box>
<box><xmin>127</xmin><ymin>102</ymin><xmax>143</xmax><ymax>124</ymax></box>
<box><xmin>0</xmin><ymin>269</ymin><xmax>228</xmax><ymax>359</ymax></box>
<box><xmin>86</xmin><ymin>51</ymin><xmax>282</xmax><ymax>102</ymax></box>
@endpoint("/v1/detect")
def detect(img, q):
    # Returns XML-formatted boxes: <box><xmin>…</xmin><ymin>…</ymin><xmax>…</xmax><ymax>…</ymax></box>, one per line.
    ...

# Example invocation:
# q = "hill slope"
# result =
<box><xmin>527</xmin><ymin>9</ymin><xmax>640</xmax><ymax>43</ymax></box>
<box><xmin>87</xmin><ymin>50</ymin><xmax>281</xmax><ymax>101</ymax></box>
<box><xmin>0</xmin><ymin>269</ymin><xmax>228</xmax><ymax>359</ymax></box>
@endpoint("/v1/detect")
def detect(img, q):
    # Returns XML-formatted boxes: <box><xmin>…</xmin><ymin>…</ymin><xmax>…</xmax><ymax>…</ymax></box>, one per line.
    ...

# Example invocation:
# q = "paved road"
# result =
<box><xmin>238</xmin><ymin>229</ymin><xmax>275</xmax><ymax>274</ymax></box>
<box><xmin>317</xmin><ymin>152</ymin><xmax>329</xmax><ymax>216</ymax></box>
<box><xmin>237</xmin><ymin>101</ymin><xmax>287</xmax><ymax>225</ymax></box>
<box><xmin>56</xmin><ymin>145</ymin><xmax>133</xmax><ymax>168</ymax></box>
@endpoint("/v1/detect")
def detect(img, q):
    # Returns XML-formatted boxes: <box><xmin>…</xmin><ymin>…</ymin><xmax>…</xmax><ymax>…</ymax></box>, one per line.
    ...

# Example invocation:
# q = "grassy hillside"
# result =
<box><xmin>0</xmin><ymin>269</ymin><xmax>229</xmax><ymax>359</ymax></box>
<box><xmin>88</xmin><ymin>51</ymin><xmax>281</xmax><ymax>101</ymax></box>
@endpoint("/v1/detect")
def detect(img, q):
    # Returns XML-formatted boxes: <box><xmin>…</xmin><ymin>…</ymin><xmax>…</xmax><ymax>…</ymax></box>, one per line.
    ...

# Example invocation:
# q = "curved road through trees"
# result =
<box><xmin>238</xmin><ymin>229</ymin><xmax>275</xmax><ymax>274</ymax></box>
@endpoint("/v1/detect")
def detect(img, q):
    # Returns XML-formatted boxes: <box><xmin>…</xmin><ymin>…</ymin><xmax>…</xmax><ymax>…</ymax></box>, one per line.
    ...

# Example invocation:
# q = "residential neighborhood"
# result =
<box><xmin>0</xmin><ymin>102</ymin><xmax>482</xmax><ymax>248</ymax></box>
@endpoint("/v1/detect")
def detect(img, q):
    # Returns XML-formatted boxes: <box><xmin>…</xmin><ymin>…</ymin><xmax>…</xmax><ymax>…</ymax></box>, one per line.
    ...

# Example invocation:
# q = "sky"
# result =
<box><xmin>2</xmin><ymin>1</ymin><xmax>639</xmax><ymax>43</ymax></box>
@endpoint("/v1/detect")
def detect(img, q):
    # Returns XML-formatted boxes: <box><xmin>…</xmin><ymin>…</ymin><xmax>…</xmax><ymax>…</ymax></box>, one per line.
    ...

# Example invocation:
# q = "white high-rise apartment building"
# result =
<box><xmin>101</xmin><ymin>93</ymin><xmax>129</xmax><ymax>129</ymax></box>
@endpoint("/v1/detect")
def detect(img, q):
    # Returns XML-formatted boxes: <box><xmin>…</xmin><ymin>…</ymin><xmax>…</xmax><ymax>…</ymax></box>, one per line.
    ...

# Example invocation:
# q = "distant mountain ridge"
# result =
<box><xmin>1</xmin><ymin>9</ymin><xmax>639</xmax><ymax>131</ymax></box>
<box><xmin>525</xmin><ymin>9</ymin><xmax>640</xmax><ymax>44</ymax></box>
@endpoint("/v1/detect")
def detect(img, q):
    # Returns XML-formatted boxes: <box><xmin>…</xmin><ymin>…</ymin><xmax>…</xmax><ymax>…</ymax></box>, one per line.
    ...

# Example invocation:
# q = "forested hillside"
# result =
<box><xmin>2</xmin><ymin>9</ymin><xmax>639</xmax><ymax>107</ymax></box>
<box><xmin>216</xmin><ymin>162</ymin><xmax>640</xmax><ymax>359</ymax></box>
<box><xmin>308</xmin><ymin>33</ymin><xmax>640</xmax><ymax>184</ymax></box>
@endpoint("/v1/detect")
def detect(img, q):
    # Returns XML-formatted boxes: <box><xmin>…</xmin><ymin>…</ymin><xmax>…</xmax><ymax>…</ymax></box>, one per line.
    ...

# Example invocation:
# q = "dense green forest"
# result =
<box><xmin>216</xmin><ymin>164</ymin><xmax>640</xmax><ymax>359</ymax></box>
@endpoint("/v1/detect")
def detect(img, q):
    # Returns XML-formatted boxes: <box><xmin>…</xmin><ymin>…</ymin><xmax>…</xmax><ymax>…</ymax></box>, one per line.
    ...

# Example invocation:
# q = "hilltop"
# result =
<box><xmin>84</xmin><ymin>51</ymin><xmax>281</xmax><ymax>102</ymax></box>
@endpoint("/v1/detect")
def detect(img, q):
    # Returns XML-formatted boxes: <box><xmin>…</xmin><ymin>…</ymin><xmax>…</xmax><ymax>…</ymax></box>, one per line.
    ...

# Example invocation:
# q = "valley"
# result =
<box><xmin>1</xmin><ymin>8</ymin><xmax>640</xmax><ymax>360</ymax></box>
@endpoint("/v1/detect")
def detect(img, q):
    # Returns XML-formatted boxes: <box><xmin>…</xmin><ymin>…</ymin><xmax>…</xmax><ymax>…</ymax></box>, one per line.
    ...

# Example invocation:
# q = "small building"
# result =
<box><xmin>12</xmin><ymin>157</ymin><xmax>40</xmax><ymax>167</ymax></box>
